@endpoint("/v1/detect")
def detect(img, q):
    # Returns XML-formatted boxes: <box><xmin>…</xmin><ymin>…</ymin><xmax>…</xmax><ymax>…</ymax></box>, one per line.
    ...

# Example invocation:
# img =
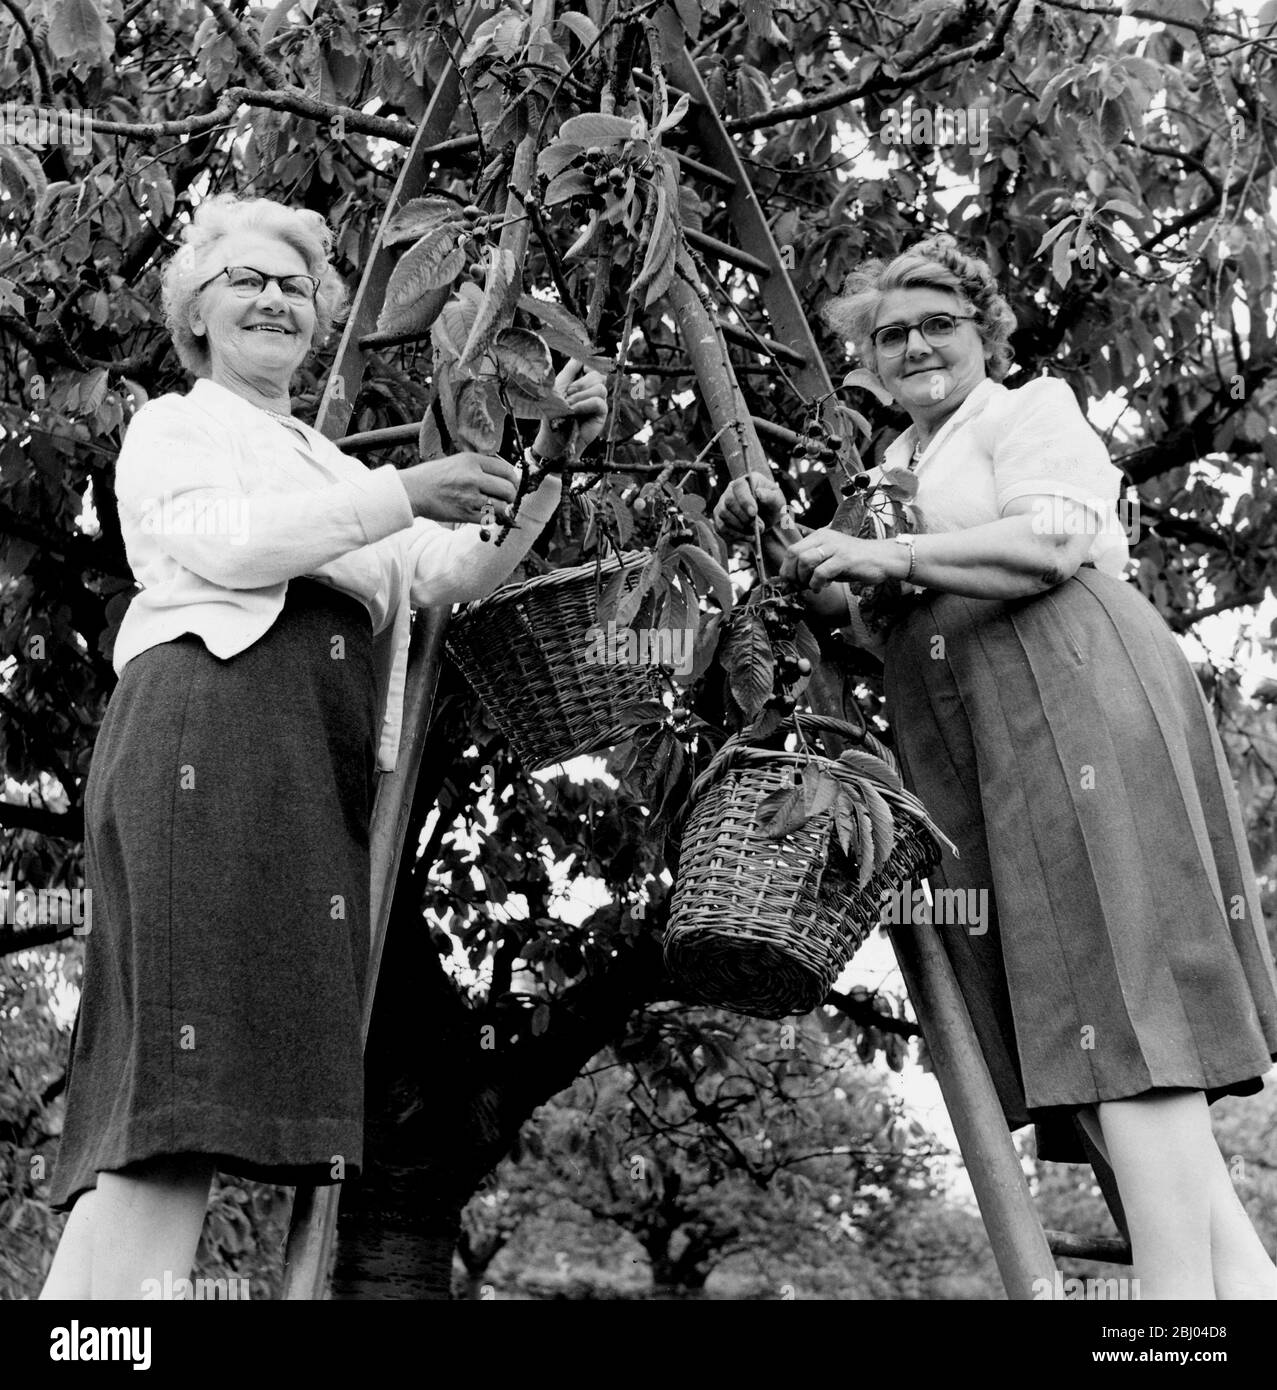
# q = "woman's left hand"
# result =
<box><xmin>532</xmin><ymin>359</ymin><xmax>609</xmax><ymax>460</ymax></box>
<box><xmin>781</xmin><ymin>528</ymin><xmax>899</xmax><ymax>593</ymax></box>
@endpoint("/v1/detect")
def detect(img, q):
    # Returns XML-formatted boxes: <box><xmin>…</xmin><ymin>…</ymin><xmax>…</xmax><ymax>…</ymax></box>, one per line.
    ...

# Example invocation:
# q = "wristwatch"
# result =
<box><xmin>892</xmin><ymin>534</ymin><xmax>917</xmax><ymax>583</ymax></box>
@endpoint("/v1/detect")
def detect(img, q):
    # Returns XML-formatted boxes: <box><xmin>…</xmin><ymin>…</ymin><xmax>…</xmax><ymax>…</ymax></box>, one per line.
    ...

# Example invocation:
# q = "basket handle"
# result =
<box><xmin>692</xmin><ymin>706</ymin><xmax>898</xmax><ymax>800</ymax></box>
<box><xmin>792</xmin><ymin>710</ymin><xmax>896</xmax><ymax>769</ymax></box>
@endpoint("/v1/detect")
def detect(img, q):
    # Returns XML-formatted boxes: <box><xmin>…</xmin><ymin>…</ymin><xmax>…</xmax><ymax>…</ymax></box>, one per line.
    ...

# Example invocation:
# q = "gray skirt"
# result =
<box><xmin>48</xmin><ymin>578</ymin><xmax>378</xmax><ymax>1211</ymax></box>
<box><xmin>881</xmin><ymin>566</ymin><xmax>1277</xmax><ymax>1162</ymax></box>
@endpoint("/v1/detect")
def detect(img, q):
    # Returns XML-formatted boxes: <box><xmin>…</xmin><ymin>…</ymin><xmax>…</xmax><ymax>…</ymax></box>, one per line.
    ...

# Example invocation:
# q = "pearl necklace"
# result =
<box><xmin>257</xmin><ymin>403</ymin><xmax>307</xmax><ymax>436</ymax></box>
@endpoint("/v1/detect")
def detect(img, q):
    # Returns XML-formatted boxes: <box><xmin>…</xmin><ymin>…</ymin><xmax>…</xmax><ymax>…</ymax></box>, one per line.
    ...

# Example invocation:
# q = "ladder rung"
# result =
<box><xmin>1045</xmin><ymin>1230</ymin><xmax>1133</xmax><ymax>1264</ymax></box>
<box><xmin>358</xmin><ymin>327</ymin><xmax>434</xmax><ymax>351</ymax></box>
<box><xmin>669</xmin><ymin>151</ymin><xmax>734</xmax><ymax>191</ymax></box>
<box><xmin>750</xmin><ymin>415</ymin><xmax>799</xmax><ymax>448</ymax></box>
<box><xmin>715</xmin><ymin>318</ymin><xmax>807</xmax><ymax>367</ymax></box>
<box><xmin>630</xmin><ymin>360</ymin><xmax>783</xmax><ymax>376</ymax></box>
<box><xmin>684</xmin><ymin>227</ymin><xmax>771</xmax><ymax>278</ymax></box>
<box><xmin>340</xmin><ymin>423</ymin><xmax>419</xmax><ymax>452</ymax></box>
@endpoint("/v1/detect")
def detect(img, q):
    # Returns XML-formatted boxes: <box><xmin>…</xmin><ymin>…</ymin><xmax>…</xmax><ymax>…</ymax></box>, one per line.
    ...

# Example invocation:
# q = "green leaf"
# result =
<box><xmin>671</xmin><ymin>543</ymin><xmax>733</xmax><ymax>612</ymax></box>
<box><xmin>724</xmin><ymin>610</ymin><xmax>773</xmax><ymax>721</ymax></box>
<box><xmin>493</xmin><ymin>326</ymin><xmax>553</xmax><ymax>388</ymax></box>
<box><xmin>383</xmin><ymin>197</ymin><xmax>464</xmax><ymax>248</ymax></box>
<box><xmin>841</xmin><ymin>368</ymin><xmax>894</xmax><ymax>406</ymax></box>
<box><xmin>1051</xmin><ymin>228</ymin><xmax>1074</xmax><ymax>287</ymax></box>
<box><xmin>530</xmin><ymin>1002</ymin><xmax>551</xmax><ymax>1036</ymax></box>
<box><xmin>833</xmin><ymin>789</ymin><xmax>859</xmax><ymax>857</ymax></box>
<box><xmin>759</xmin><ymin>781</ymin><xmax>806</xmax><ymax>836</ymax></box>
<box><xmin>537</xmin><ymin>142</ymin><xmax>583</xmax><ymax>183</ymax></box>
<box><xmin>557</xmin><ymin>11</ymin><xmax>599</xmax><ymax>45</ymax></box>
<box><xmin>671</xmin><ymin>0</ymin><xmax>701</xmax><ymax>38</ymax></box>
<box><xmin>1034</xmin><ymin>214</ymin><xmax>1079</xmax><ymax>256</ymax></box>
<box><xmin>803</xmin><ymin>768</ymin><xmax>841</xmax><ymax>819</ymax></box>
<box><xmin>459</xmin><ymin>246</ymin><xmax>520</xmax><ymax>369</ymax></box>
<box><xmin>378</xmin><ymin>230</ymin><xmax>465</xmax><ymax>334</ymax></box>
<box><xmin>858</xmin><ymin>781</ymin><xmax>897</xmax><ymax>873</ymax></box>
<box><xmin>453</xmin><ymin>378</ymin><xmax>505</xmax><ymax>452</ymax></box>
<box><xmin>836</xmin><ymin>747</ymin><xmax>902</xmax><ymax>791</ymax></box>
<box><xmin>432</xmin><ymin>286</ymin><xmax>481</xmax><ymax>361</ymax></box>
<box><xmin>1097</xmin><ymin>97</ymin><xmax>1127</xmax><ymax>148</ymax></box>
<box><xmin>654</xmin><ymin>92</ymin><xmax>691</xmax><ymax>138</ymax></box>
<box><xmin>616</xmin><ymin>550</ymin><xmax>662</xmax><ymax>628</ymax></box>
<box><xmin>631</xmin><ymin>183</ymin><xmax>677</xmax><ymax>308</ymax></box>
<box><xmin>557</xmin><ymin>112</ymin><xmax>638</xmax><ymax>146</ymax></box>
<box><xmin>1098</xmin><ymin>198</ymin><xmax>1147</xmax><ymax>224</ymax></box>
<box><xmin>544</xmin><ymin>167</ymin><xmax>593</xmax><ymax>206</ymax></box>
<box><xmin>742</xmin><ymin>0</ymin><xmax>773</xmax><ymax>37</ymax></box>
<box><xmin>47</xmin><ymin>0</ymin><xmax>113</xmax><ymax>65</ymax></box>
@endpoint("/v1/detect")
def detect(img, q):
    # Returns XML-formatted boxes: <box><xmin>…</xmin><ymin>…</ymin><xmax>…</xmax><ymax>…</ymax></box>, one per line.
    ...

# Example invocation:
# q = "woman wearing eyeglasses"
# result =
<box><xmin>715</xmin><ymin>234</ymin><xmax>1277</xmax><ymax>1299</ymax></box>
<box><xmin>39</xmin><ymin>193</ymin><xmax>608</xmax><ymax>1299</ymax></box>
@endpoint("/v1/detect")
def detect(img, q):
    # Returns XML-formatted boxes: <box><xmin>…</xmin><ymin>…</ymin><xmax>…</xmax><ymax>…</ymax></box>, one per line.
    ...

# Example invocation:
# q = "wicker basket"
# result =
<box><xmin>446</xmin><ymin>551</ymin><xmax>666</xmax><ymax>770</ymax></box>
<box><xmin>663</xmin><ymin>713</ymin><xmax>949</xmax><ymax>1019</ymax></box>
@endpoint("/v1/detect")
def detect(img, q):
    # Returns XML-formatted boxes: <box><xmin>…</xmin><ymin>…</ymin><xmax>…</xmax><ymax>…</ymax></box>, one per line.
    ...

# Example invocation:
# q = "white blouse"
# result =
<box><xmin>111</xmin><ymin>377</ymin><xmax>561</xmax><ymax>772</ymax></box>
<box><xmin>840</xmin><ymin>375</ymin><xmax>1130</xmax><ymax>645</ymax></box>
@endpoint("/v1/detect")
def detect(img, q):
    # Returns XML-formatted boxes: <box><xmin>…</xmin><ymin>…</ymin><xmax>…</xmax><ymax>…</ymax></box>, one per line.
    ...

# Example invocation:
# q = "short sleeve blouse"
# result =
<box><xmin>877</xmin><ymin>375</ymin><xmax>1130</xmax><ymax>576</ymax></box>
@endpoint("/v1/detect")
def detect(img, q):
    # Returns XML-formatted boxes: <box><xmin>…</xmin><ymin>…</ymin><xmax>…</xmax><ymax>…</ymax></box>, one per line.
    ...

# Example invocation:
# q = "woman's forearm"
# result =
<box><xmin>879</xmin><ymin>513</ymin><xmax>1091</xmax><ymax>600</ymax></box>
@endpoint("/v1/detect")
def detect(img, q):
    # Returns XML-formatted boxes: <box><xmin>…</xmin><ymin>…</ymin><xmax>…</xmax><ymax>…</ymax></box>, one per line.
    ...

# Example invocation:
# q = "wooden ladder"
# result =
<box><xmin>280</xmin><ymin>4</ymin><xmax>1130</xmax><ymax>1298</ymax></box>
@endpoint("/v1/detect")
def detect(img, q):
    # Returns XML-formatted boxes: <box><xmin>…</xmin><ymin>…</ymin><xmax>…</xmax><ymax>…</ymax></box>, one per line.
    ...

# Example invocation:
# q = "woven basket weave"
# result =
<box><xmin>663</xmin><ymin>713</ymin><xmax>945</xmax><ymax>1019</ymax></box>
<box><xmin>446</xmin><ymin>551</ymin><xmax>665</xmax><ymax>770</ymax></box>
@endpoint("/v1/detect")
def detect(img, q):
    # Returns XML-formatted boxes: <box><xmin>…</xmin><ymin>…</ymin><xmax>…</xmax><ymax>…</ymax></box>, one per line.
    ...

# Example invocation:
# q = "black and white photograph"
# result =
<box><xmin>0</xmin><ymin>0</ymin><xmax>1275</xmax><ymax>1352</ymax></box>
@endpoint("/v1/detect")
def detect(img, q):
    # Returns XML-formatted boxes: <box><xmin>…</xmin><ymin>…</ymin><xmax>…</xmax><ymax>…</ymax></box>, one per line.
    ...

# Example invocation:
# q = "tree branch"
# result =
<box><xmin>0</xmin><ymin>0</ymin><xmax>52</xmax><ymax>105</ymax></box>
<box><xmin>824</xmin><ymin>988</ymin><xmax>921</xmax><ymax>1041</ymax></box>
<box><xmin>723</xmin><ymin>0</ymin><xmax>1020</xmax><ymax>135</ymax></box>
<box><xmin>86</xmin><ymin>86</ymin><xmax>417</xmax><ymax>146</ymax></box>
<box><xmin>202</xmin><ymin>0</ymin><xmax>289</xmax><ymax>90</ymax></box>
<box><xmin>1169</xmin><ymin>589</ymin><xmax>1268</xmax><ymax>633</ymax></box>
<box><xmin>0</xmin><ymin>920</ymin><xmax>79</xmax><ymax>956</ymax></box>
<box><xmin>0</xmin><ymin>800</ymin><xmax>83</xmax><ymax>839</ymax></box>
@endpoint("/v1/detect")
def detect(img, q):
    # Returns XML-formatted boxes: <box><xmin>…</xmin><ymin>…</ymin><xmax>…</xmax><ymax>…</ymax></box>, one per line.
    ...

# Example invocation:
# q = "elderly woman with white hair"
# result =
<box><xmin>716</xmin><ymin>234</ymin><xmax>1277</xmax><ymax>1299</ymax></box>
<box><xmin>40</xmin><ymin>192</ymin><xmax>607</xmax><ymax>1299</ymax></box>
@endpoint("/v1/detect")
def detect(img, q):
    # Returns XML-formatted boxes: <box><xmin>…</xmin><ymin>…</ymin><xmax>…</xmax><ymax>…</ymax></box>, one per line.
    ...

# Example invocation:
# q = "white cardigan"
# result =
<box><xmin>111</xmin><ymin>377</ymin><xmax>562</xmax><ymax>772</ymax></box>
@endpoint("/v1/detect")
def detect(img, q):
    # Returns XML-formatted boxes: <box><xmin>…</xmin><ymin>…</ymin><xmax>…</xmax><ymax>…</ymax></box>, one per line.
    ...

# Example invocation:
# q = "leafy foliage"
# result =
<box><xmin>3</xmin><ymin>0</ymin><xmax>1277</xmax><ymax>1297</ymax></box>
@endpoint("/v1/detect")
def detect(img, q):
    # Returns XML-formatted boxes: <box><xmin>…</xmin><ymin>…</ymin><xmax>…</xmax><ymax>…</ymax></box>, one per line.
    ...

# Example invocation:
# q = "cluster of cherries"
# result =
<box><xmin>458</xmin><ymin>203</ymin><xmax>493</xmax><ymax>283</ymax></box>
<box><xmin>789</xmin><ymin>420</ymin><xmax>845</xmax><ymax>477</ymax></box>
<box><xmin>560</xmin><ymin>145</ymin><xmax>637</xmax><ymax>209</ymax></box>
<box><xmin>757</xmin><ymin>588</ymin><xmax>813</xmax><ymax>717</ymax></box>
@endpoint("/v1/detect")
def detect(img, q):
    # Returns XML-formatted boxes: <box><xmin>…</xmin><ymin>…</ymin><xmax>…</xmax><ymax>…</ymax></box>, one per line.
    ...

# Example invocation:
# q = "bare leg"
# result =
<box><xmin>1094</xmin><ymin>1090</ymin><xmax>1215</xmax><ymax>1299</ymax></box>
<box><xmin>1204</xmin><ymin>1149</ymin><xmax>1277</xmax><ymax>1299</ymax></box>
<box><xmin>1081</xmin><ymin>1096</ymin><xmax>1276</xmax><ymax>1300</ymax></box>
<box><xmin>89</xmin><ymin>1155</ymin><xmax>216</xmax><ymax>1299</ymax></box>
<box><xmin>39</xmin><ymin>1189</ymin><xmax>98</xmax><ymax>1300</ymax></box>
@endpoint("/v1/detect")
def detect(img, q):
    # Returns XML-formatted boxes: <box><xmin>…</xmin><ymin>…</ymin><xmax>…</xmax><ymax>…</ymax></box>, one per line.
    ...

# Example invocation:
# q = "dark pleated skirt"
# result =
<box><xmin>881</xmin><ymin>566</ymin><xmax>1277</xmax><ymax>1162</ymax></box>
<box><xmin>48</xmin><ymin>578</ymin><xmax>378</xmax><ymax>1212</ymax></box>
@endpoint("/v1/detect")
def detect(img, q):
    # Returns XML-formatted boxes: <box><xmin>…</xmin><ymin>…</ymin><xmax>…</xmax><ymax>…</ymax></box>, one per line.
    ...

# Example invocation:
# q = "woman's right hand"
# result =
<box><xmin>401</xmin><ymin>452</ymin><xmax>520</xmax><ymax>525</ymax></box>
<box><xmin>713</xmin><ymin>472</ymin><xmax>788</xmax><ymax>541</ymax></box>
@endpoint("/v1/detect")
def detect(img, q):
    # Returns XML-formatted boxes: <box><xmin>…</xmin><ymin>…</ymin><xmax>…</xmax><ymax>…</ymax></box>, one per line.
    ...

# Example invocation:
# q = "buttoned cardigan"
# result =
<box><xmin>111</xmin><ymin>377</ymin><xmax>562</xmax><ymax>772</ymax></box>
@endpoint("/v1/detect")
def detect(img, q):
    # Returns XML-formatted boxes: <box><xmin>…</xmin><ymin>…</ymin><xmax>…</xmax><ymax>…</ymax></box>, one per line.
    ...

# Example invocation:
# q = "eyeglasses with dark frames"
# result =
<box><xmin>871</xmin><ymin>313</ymin><xmax>977</xmax><ymax>358</ymax></box>
<box><xmin>196</xmin><ymin>266</ymin><xmax>320</xmax><ymax>303</ymax></box>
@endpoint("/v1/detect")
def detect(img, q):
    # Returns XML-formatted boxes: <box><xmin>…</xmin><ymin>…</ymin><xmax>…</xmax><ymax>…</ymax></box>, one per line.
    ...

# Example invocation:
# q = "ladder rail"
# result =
<box><xmin>279</xmin><ymin>0</ymin><xmax>488</xmax><ymax>1301</ymax></box>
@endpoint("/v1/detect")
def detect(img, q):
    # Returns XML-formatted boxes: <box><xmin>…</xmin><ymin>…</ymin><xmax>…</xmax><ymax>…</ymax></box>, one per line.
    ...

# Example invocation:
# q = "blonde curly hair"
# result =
<box><xmin>822</xmin><ymin>233</ymin><xmax>1016</xmax><ymax>382</ymax></box>
<box><xmin>160</xmin><ymin>193</ymin><xmax>350</xmax><ymax>377</ymax></box>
